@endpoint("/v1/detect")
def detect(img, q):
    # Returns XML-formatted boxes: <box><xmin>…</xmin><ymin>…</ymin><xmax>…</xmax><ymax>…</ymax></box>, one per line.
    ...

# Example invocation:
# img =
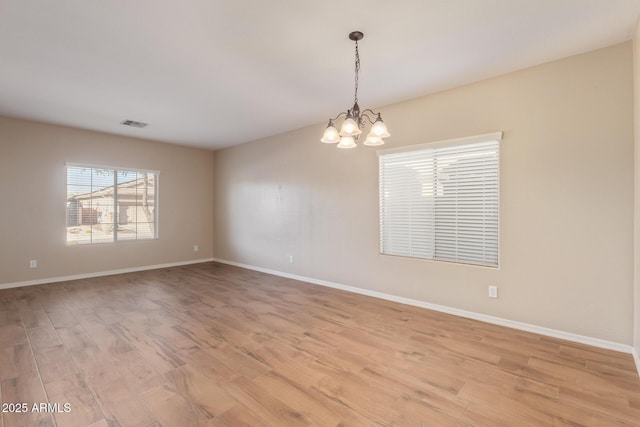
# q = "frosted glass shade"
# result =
<box><xmin>337</xmin><ymin>136</ymin><xmax>357</xmax><ymax>149</ymax></box>
<box><xmin>370</xmin><ymin>118</ymin><xmax>390</xmax><ymax>138</ymax></box>
<box><xmin>364</xmin><ymin>134</ymin><xmax>384</xmax><ymax>146</ymax></box>
<box><xmin>321</xmin><ymin>124</ymin><xmax>340</xmax><ymax>143</ymax></box>
<box><xmin>339</xmin><ymin>117</ymin><xmax>362</xmax><ymax>136</ymax></box>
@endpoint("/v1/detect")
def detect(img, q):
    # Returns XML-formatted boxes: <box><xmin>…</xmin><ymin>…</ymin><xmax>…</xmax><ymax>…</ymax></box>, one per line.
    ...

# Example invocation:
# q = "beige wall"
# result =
<box><xmin>214</xmin><ymin>43</ymin><xmax>634</xmax><ymax>344</ymax></box>
<box><xmin>0</xmin><ymin>117</ymin><xmax>214</xmax><ymax>285</ymax></box>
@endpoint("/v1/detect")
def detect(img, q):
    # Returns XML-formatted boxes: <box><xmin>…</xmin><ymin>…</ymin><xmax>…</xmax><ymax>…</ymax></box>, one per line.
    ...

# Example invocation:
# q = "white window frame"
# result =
<box><xmin>377</xmin><ymin>132</ymin><xmax>501</xmax><ymax>267</ymax></box>
<box><xmin>65</xmin><ymin>162</ymin><xmax>160</xmax><ymax>245</ymax></box>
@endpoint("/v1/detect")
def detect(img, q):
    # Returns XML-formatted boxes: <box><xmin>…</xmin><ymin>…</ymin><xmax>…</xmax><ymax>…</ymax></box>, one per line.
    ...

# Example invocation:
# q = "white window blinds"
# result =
<box><xmin>66</xmin><ymin>164</ymin><xmax>158</xmax><ymax>245</ymax></box>
<box><xmin>379</xmin><ymin>133</ymin><xmax>500</xmax><ymax>267</ymax></box>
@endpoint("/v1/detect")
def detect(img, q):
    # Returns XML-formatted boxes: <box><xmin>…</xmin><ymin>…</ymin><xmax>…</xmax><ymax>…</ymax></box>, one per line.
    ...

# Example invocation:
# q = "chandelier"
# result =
<box><xmin>321</xmin><ymin>31</ymin><xmax>390</xmax><ymax>148</ymax></box>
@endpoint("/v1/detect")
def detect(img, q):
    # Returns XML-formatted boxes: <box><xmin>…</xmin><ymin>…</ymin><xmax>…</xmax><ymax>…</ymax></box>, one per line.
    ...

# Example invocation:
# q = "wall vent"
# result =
<box><xmin>120</xmin><ymin>119</ymin><xmax>148</xmax><ymax>128</ymax></box>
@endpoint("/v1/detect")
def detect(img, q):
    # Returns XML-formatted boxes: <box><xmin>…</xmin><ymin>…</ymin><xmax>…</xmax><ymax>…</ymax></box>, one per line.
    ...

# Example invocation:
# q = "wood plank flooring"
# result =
<box><xmin>0</xmin><ymin>262</ymin><xmax>639</xmax><ymax>426</ymax></box>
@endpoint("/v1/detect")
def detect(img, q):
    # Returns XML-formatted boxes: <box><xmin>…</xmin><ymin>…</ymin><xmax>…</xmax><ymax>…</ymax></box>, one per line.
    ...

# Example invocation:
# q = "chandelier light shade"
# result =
<box><xmin>337</xmin><ymin>135</ymin><xmax>357</xmax><ymax>149</ymax></box>
<box><xmin>321</xmin><ymin>31</ymin><xmax>390</xmax><ymax>148</ymax></box>
<box><xmin>320</xmin><ymin>120</ymin><xmax>340</xmax><ymax>143</ymax></box>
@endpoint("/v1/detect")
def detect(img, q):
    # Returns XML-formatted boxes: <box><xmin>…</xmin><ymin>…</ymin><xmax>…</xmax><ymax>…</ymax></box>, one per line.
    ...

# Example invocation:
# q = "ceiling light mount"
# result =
<box><xmin>321</xmin><ymin>31</ymin><xmax>390</xmax><ymax>148</ymax></box>
<box><xmin>348</xmin><ymin>31</ymin><xmax>364</xmax><ymax>42</ymax></box>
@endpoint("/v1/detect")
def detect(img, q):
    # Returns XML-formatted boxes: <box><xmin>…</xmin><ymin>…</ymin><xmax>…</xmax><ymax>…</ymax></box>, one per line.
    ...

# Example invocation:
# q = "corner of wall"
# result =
<box><xmin>633</xmin><ymin>15</ymin><xmax>640</xmax><ymax>378</ymax></box>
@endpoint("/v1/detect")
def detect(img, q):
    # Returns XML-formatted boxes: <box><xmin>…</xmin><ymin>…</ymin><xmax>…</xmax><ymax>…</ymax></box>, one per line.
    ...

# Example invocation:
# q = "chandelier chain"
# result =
<box><xmin>354</xmin><ymin>39</ymin><xmax>360</xmax><ymax>105</ymax></box>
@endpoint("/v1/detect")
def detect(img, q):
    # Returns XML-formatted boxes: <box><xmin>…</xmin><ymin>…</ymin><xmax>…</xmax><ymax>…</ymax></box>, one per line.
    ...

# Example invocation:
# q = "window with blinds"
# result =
<box><xmin>378</xmin><ymin>133</ymin><xmax>500</xmax><ymax>267</ymax></box>
<box><xmin>66</xmin><ymin>164</ymin><xmax>159</xmax><ymax>245</ymax></box>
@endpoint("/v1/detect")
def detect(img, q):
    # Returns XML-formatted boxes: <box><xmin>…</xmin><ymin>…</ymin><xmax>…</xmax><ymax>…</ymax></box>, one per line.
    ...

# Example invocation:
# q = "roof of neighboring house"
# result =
<box><xmin>69</xmin><ymin>177</ymin><xmax>155</xmax><ymax>203</ymax></box>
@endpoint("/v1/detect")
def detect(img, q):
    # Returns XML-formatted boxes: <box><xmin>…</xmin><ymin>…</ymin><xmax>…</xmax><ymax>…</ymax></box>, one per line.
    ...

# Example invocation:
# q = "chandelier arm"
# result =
<box><xmin>360</xmin><ymin>110</ymin><xmax>381</xmax><ymax>125</ymax></box>
<box><xmin>329</xmin><ymin>111</ymin><xmax>349</xmax><ymax>122</ymax></box>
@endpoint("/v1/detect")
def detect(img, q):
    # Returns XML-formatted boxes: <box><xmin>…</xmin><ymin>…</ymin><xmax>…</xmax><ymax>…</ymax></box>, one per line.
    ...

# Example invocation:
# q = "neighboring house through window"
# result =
<box><xmin>378</xmin><ymin>132</ymin><xmax>501</xmax><ymax>267</ymax></box>
<box><xmin>66</xmin><ymin>164</ymin><xmax>158</xmax><ymax>244</ymax></box>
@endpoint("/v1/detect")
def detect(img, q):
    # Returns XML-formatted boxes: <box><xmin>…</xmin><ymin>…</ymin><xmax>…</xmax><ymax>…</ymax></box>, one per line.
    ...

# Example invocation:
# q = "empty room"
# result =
<box><xmin>2</xmin><ymin>0</ymin><xmax>640</xmax><ymax>426</ymax></box>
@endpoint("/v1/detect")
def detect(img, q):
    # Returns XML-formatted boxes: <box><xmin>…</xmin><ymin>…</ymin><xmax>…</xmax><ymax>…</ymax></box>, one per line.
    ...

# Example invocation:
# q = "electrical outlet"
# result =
<box><xmin>488</xmin><ymin>285</ymin><xmax>498</xmax><ymax>299</ymax></box>
<box><xmin>193</xmin><ymin>245</ymin><xmax>199</xmax><ymax>252</ymax></box>
<box><xmin>288</xmin><ymin>255</ymin><xmax>294</xmax><ymax>264</ymax></box>
<box><xmin>29</xmin><ymin>259</ymin><xmax>37</xmax><ymax>269</ymax></box>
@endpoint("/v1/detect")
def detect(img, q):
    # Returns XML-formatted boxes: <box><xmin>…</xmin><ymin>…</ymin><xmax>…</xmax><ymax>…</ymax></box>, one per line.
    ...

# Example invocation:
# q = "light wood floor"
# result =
<box><xmin>0</xmin><ymin>262</ymin><xmax>639</xmax><ymax>426</ymax></box>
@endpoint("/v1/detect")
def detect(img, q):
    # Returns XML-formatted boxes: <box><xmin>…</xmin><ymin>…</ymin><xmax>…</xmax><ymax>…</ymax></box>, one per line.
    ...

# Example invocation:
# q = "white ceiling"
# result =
<box><xmin>1</xmin><ymin>0</ymin><xmax>640</xmax><ymax>150</ymax></box>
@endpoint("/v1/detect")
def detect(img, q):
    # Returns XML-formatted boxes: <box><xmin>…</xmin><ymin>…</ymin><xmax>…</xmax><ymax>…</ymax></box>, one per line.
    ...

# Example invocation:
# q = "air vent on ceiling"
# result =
<box><xmin>120</xmin><ymin>119</ymin><xmax>148</xmax><ymax>128</ymax></box>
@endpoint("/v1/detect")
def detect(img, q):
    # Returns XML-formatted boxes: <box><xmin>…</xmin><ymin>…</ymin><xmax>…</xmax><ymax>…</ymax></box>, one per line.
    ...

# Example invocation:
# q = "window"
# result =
<box><xmin>66</xmin><ymin>164</ymin><xmax>158</xmax><ymax>245</ymax></box>
<box><xmin>378</xmin><ymin>132</ymin><xmax>500</xmax><ymax>267</ymax></box>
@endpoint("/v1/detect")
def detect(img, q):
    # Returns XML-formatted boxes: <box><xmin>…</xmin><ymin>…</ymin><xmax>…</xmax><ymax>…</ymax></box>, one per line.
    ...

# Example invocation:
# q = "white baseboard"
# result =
<box><xmin>0</xmin><ymin>258</ymin><xmax>215</xmax><ymax>290</ymax></box>
<box><xmin>633</xmin><ymin>348</ymin><xmax>640</xmax><ymax>380</ymax></box>
<box><xmin>212</xmin><ymin>257</ymin><xmax>633</xmax><ymax>355</ymax></box>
